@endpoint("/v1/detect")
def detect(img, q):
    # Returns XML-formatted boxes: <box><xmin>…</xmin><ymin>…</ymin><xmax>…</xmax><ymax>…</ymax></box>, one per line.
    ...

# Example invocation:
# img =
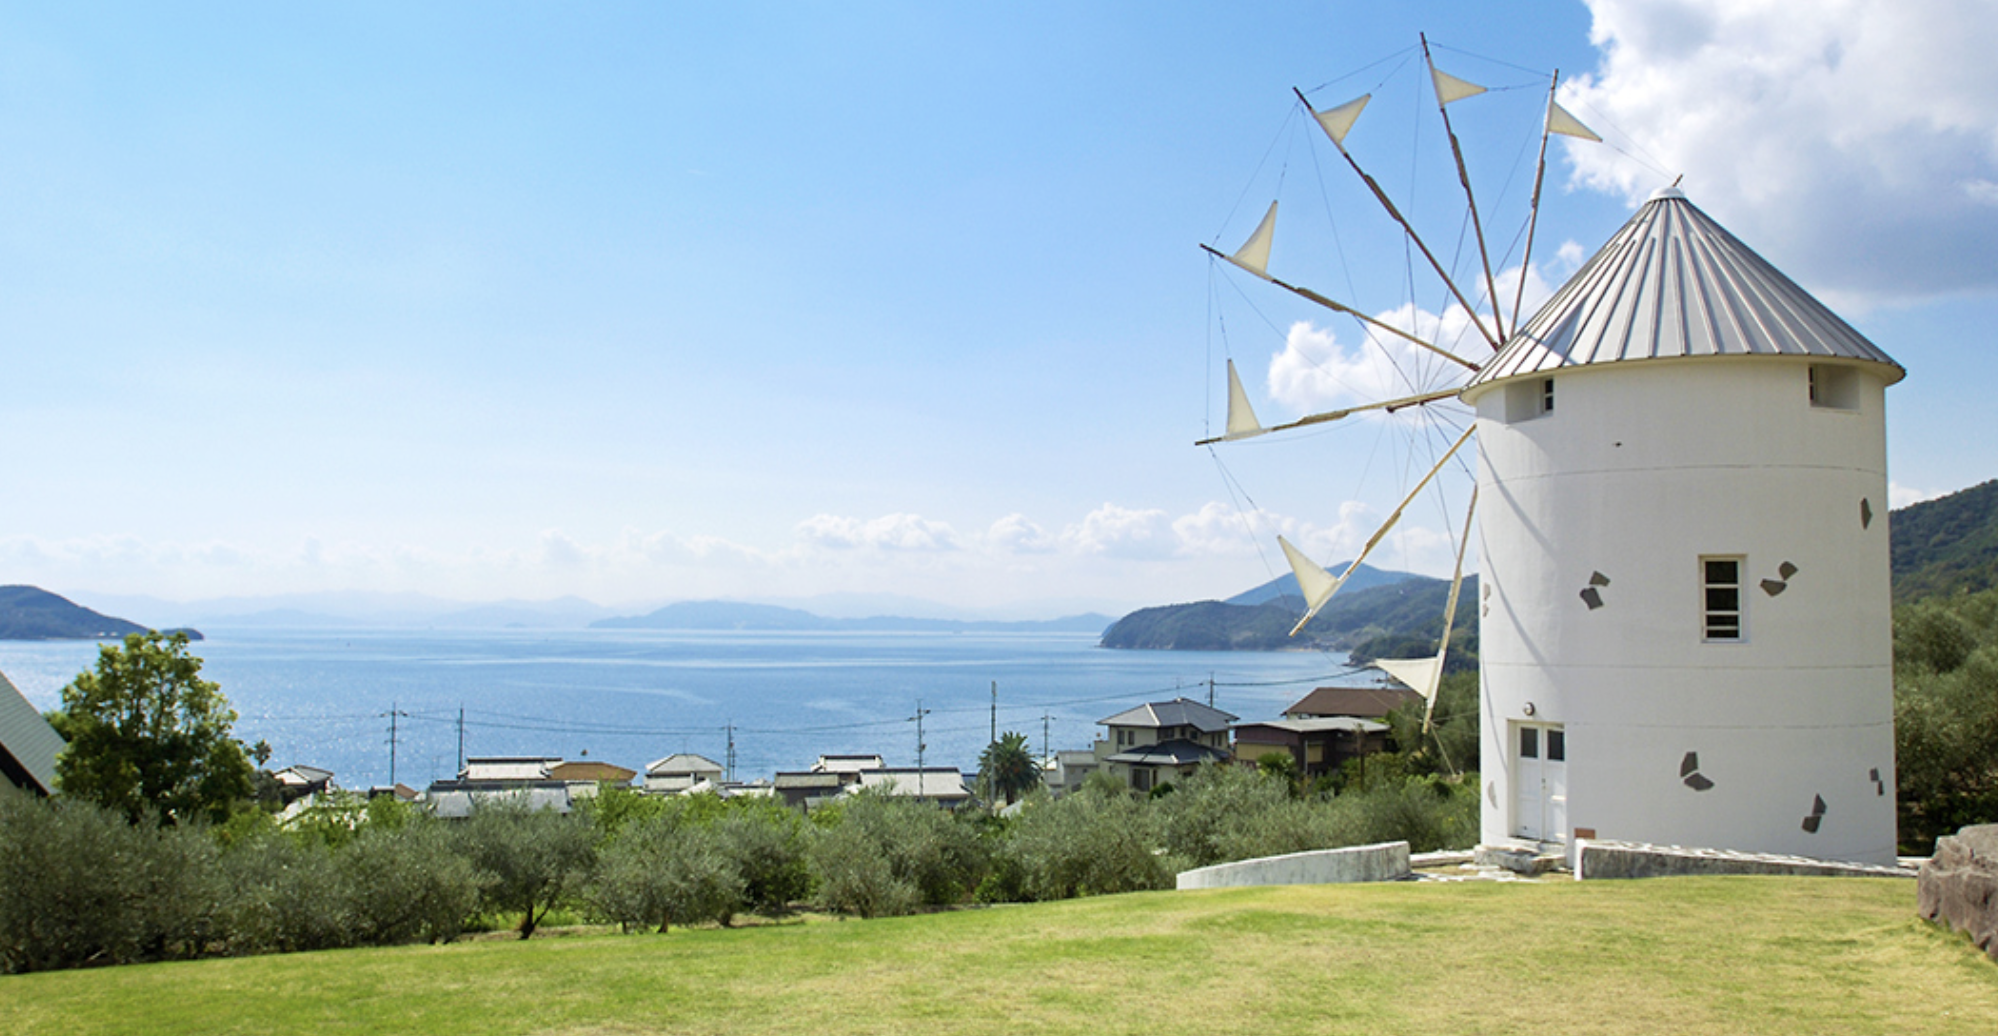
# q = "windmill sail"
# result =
<box><xmin>1222</xmin><ymin>359</ymin><xmax>1265</xmax><ymax>441</ymax></box>
<box><xmin>1312</xmin><ymin>94</ymin><xmax>1370</xmax><ymax>148</ymax></box>
<box><xmin>1281</xmin><ymin>426</ymin><xmax>1475</xmax><ymax>636</ymax></box>
<box><xmin>1373</xmin><ymin>486</ymin><xmax>1479</xmax><ymax>734</ymax></box>
<box><xmin>1376</xmin><ymin>656</ymin><xmax>1443</xmax><ymax>704</ymax></box>
<box><xmin>1224</xmin><ymin>201</ymin><xmax>1278</xmax><ymax>279</ymax></box>
<box><xmin>1430</xmin><ymin>67</ymin><xmax>1486</xmax><ymax>105</ymax></box>
<box><xmin>1547</xmin><ymin>98</ymin><xmax>1601</xmax><ymax>141</ymax></box>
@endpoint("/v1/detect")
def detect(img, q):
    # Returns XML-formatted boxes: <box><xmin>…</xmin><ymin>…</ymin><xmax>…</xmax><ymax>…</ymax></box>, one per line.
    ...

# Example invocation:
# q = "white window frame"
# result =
<box><xmin>1701</xmin><ymin>555</ymin><xmax>1745</xmax><ymax>642</ymax></box>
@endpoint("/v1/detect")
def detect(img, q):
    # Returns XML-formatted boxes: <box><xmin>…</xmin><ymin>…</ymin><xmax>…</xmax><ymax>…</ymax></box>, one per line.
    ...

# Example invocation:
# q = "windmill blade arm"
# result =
<box><xmin>1267</xmin><ymin>388</ymin><xmax>1461</xmax><ymax>435</ymax></box>
<box><xmin>1283</xmin><ymin>425</ymin><xmax>1475</xmax><ymax>638</ymax></box>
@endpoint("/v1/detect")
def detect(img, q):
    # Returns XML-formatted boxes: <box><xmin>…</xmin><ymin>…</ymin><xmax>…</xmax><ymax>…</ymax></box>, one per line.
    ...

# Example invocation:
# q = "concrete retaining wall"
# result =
<box><xmin>1575</xmin><ymin>839</ymin><xmax>1912</xmax><ymax>880</ymax></box>
<box><xmin>1176</xmin><ymin>841</ymin><xmax>1411</xmax><ymax>890</ymax></box>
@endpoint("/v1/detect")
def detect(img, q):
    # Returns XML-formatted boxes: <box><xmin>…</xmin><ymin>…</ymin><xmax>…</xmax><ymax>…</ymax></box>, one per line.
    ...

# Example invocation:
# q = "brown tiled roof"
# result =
<box><xmin>1281</xmin><ymin>686</ymin><xmax>1422</xmax><ymax>720</ymax></box>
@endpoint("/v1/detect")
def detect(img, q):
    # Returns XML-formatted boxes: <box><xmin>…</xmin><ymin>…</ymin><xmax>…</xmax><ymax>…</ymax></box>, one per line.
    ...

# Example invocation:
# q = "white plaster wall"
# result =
<box><xmin>1465</xmin><ymin>357</ymin><xmax>1898</xmax><ymax>865</ymax></box>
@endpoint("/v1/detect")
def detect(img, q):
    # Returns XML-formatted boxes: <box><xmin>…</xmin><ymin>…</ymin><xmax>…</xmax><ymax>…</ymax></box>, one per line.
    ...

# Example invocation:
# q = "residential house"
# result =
<box><xmin>1231</xmin><ymin>717</ymin><xmax>1389</xmax><ymax>782</ymax></box>
<box><xmin>645</xmin><ymin>753</ymin><xmax>724</xmax><ymax>794</ymax></box>
<box><xmin>773</xmin><ymin>771</ymin><xmax>848</xmax><ymax>811</ymax></box>
<box><xmin>848</xmin><ymin>767</ymin><xmax>972</xmax><ymax>808</ymax></box>
<box><xmin>271</xmin><ymin>764</ymin><xmax>335</xmax><ymax>806</ymax></box>
<box><xmin>547</xmin><ymin>760</ymin><xmax>637</xmax><ymax>787</ymax></box>
<box><xmin>1281</xmin><ymin>686</ymin><xmax>1423</xmax><ymax>721</ymax></box>
<box><xmin>1094</xmin><ymin>698</ymin><xmax>1236</xmax><ymax>793</ymax></box>
<box><xmin>0</xmin><ymin>669</ymin><xmax>63</xmax><ymax>797</ymax></box>
<box><xmin>1042</xmin><ymin>748</ymin><xmax>1098</xmax><ymax>797</ymax></box>
<box><xmin>425</xmin><ymin>755</ymin><xmax>582</xmax><ymax>816</ymax></box>
<box><xmin>812</xmin><ymin>754</ymin><xmax>884</xmax><ymax>775</ymax></box>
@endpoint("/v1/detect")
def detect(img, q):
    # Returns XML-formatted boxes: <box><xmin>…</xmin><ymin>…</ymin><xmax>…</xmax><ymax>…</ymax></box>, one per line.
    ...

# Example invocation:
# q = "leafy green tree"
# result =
<box><xmin>1893</xmin><ymin>587</ymin><xmax>1998</xmax><ymax>852</ymax></box>
<box><xmin>455</xmin><ymin>798</ymin><xmax>597</xmax><ymax>939</ymax></box>
<box><xmin>996</xmin><ymin>783</ymin><xmax>1170</xmax><ymax>900</ymax></box>
<box><xmin>978</xmin><ymin>731</ymin><xmax>1042</xmax><ymax>805</ymax></box>
<box><xmin>48</xmin><ymin>632</ymin><xmax>254</xmax><ymax>826</ymax></box>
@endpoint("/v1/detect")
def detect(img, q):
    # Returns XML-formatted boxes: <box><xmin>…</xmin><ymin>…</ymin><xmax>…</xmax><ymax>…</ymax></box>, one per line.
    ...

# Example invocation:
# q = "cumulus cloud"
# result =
<box><xmin>1060</xmin><ymin>503</ymin><xmax>1175</xmax><ymax>559</ymax></box>
<box><xmin>794</xmin><ymin>513</ymin><xmax>960</xmax><ymax>552</ymax></box>
<box><xmin>1562</xmin><ymin>0</ymin><xmax>1998</xmax><ymax>304</ymax></box>
<box><xmin>1890</xmin><ymin>482</ymin><xmax>1942</xmax><ymax>509</ymax></box>
<box><xmin>986</xmin><ymin>513</ymin><xmax>1056</xmax><ymax>554</ymax></box>
<box><xmin>1263</xmin><ymin>261</ymin><xmax>1554</xmax><ymax>413</ymax></box>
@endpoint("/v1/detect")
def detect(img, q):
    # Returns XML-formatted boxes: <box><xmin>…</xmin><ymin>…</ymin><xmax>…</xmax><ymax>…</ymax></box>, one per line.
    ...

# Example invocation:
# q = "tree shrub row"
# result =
<box><xmin>0</xmin><ymin>761</ymin><xmax>1475</xmax><ymax>974</ymax></box>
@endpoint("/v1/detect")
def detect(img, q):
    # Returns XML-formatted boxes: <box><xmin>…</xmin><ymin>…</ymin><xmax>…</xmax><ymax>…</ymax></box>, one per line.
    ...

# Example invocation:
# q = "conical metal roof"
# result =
<box><xmin>1468</xmin><ymin>187</ymin><xmax>1903</xmax><ymax>390</ymax></box>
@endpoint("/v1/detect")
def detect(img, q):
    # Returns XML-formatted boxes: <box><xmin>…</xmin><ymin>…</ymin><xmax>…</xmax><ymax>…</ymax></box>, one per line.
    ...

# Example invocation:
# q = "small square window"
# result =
<box><xmin>1519</xmin><ymin>726</ymin><xmax>1539</xmax><ymax>759</ymax></box>
<box><xmin>1546</xmin><ymin>730</ymin><xmax>1565</xmax><ymax>762</ymax></box>
<box><xmin>1503</xmin><ymin>377</ymin><xmax>1556</xmax><ymax>423</ymax></box>
<box><xmin>1809</xmin><ymin>364</ymin><xmax>1859</xmax><ymax>410</ymax></box>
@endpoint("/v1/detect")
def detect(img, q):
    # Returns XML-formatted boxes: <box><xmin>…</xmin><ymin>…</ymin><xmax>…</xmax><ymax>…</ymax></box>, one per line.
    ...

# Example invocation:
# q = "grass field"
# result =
<box><xmin>2</xmin><ymin>876</ymin><xmax>1992</xmax><ymax>1035</ymax></box>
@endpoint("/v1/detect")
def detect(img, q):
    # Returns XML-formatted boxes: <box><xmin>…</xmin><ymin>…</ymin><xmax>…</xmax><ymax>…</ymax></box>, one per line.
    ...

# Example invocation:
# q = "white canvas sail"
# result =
<box><xmin>1225</xmin><ymin>201</ymin><xmax>1278</xmax><ymax>279</ymax></box>
<box><xmin>1222</xmin><ymin>359</ymin><xmax>1265</xmax><ymax>441</ymax></box>
<box><xmin>1547</xmin><ymin>98</ymin><xmax>1601</xmax><ymax>141</ymax></box>
<box><xmin>1375</xmin><ymin>655</ymin><xmax>1443</xmax><ymax>704</ymax></box>
<box><xmin>1278</xmin><ymin>536</ymin><xmax>1340</xmax><ymax>630</ymax></box>
<box><xmin>1312</xmin><ymin>94</ymin><xmax>1370</xmax><ymax>148</ymax></box>
<box><xmin>1430</xmin><ymin>67</ymin><xmax>1486</xmax><ymax>105</ymax></box>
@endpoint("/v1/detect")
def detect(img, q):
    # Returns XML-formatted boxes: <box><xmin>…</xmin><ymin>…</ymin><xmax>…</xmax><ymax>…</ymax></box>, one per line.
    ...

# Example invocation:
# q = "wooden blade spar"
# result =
<box><xmin>1292</xmin><ymin>87</ymin><xmax>1501</xmax><ymax>352</ymax></box>
<box><xmin>1284</xmin><ymin>424</ymin><xmax>1476</xmax><ymax>636</ymax></box>
<box><xmin>1421</xmin><ymin>33</ymin><xmax>1507</xmax><ymax>345</ymax></box>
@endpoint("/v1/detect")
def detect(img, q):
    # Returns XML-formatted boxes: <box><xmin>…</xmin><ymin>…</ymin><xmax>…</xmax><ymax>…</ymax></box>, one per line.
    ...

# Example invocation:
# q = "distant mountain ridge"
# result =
<box><xmin>591</xmin><ymin>600</ymin><xmax>1113</xmax><ymax>635</ymax></box>
<box><xmin>0</xmin><ymin>585</ymin><xmax>199</xmax><ymax>641</ymax></box>
<box><xmin>1101</xmin><ymin>563</ymin><xmax>1476</xmax><ymax>661</ymax></box>
<box><xmin>1893</xmin><ymin>479</ymin><xmax>1998</xmax><ymax>601</ymax></box>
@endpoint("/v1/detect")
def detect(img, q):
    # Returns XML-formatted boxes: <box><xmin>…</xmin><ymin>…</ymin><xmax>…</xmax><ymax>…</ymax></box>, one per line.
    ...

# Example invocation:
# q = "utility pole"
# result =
<box><xmin>988</xmin><ymin>681</ymin><xmax>998</xmax><ymax>805</ymax></box>
<box><xmin>456</xmin><ymin>705</ymin><xmax>465</xmax><ymax>776</ymax></box>
<box><xmin>909</xmin><ymin>700</ymin><xmax>929</xmax><ymax>797</ymax></box>
<box><xmin>726</xmin><ymin>723</ymin><xmax>737</xmax><ymax>783</ymax></box>
<box><xmin>381</xmin><ymin>703</ymin><xmax>409</xmax><ymax>787</ymax></box>
<box><xmin>1208</xmin><ymin>673</ymin><xmax>1216</xmax><ymax>709</ymax></box>
<box><xmin>1042</xmin><ymin>711</ymin><xmax>1052</xmax><ymax>763</ymax></box>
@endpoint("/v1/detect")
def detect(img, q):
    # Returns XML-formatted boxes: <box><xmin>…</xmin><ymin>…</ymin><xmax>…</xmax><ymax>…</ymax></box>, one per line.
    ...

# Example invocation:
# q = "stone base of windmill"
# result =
<box><xmin>1918</xmin><ymin>825</ymin><xmax>1998</xmax><ymax>959</ymax></box>
<box><xmin>1577</xmin><ymin>840</ymin><xmax>1913</xmax><ymax>880</ymax></box>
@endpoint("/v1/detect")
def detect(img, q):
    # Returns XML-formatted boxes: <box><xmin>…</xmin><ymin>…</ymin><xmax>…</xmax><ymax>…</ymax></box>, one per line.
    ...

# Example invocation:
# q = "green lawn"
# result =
<box><xmin>2</xmin><ymin>877</ymin><xmax>1992</xmax><ymax>1035</ymax></box>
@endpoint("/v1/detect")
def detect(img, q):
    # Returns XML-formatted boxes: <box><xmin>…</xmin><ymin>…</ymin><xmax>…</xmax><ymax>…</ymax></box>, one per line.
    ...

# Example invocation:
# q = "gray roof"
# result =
<box><xmin>1098</xmin><ymin>697</ymin><xmax>1238</xmax><ymax>732</ymax></box>
<box><xmin>1235</xmin><ymin>717</ymin><xmax>1387</xmax><ymax>736</ymax></box>
<box><xmin>0</xmin><ymin>670</ymin><xmax>64</xmax><ymax>795</ymax></box>
<box><xmin>1105</xmin><ymin>739</ymin><xmax>1233</xmax><ymax>767</ymax></box>
<box><xmin>646</xmin><ymin>753</ymin><xmax>723</xmax><ymax>776</ymax></box>
<box><xmin>1468</xmin><ymin>187</ymin><xmax>1903</xmax><ymax>392</ymax></box>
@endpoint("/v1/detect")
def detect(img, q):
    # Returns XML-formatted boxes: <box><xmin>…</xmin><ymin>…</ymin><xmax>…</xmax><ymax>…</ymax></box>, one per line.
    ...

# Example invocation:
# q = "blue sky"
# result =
<box><xmin>3</xmin><ymin>1</ymin><xmax>1994</xmax><ymax>617</ymax></box>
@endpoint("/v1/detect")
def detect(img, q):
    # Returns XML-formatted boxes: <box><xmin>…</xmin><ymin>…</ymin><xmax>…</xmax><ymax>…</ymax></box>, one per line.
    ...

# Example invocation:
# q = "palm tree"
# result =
<box><xmin>978</xmin><ymin>732</ymin><xmax>1042</xmax><ymax>805</ymax></box>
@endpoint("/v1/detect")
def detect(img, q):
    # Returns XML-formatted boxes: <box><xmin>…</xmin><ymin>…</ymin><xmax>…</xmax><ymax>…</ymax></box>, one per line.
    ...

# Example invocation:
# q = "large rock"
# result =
<box><xmin>1918</xmin><ymin>824</ymin><xmax>1998</xmax><ymax>958</ymax></box>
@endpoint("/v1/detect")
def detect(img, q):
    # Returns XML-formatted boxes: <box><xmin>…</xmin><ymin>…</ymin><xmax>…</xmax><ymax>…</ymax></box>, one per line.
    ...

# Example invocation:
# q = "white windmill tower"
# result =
<box><xmin>1201</xmin><ymin>44</ymin><xmax>1901</xmax><ymax>866</ymax></box>
<box><xmin>1462</xmin><ymin>186</ymin><xmax>1903</xmax><ymax>865</ymax></box>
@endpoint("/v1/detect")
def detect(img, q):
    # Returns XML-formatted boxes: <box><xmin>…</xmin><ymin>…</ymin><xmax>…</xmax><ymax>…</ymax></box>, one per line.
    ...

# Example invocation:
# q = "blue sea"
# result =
<box><xmin>0</xmin><ymin>627</ymin><xmax>1365</xmax><ymax>789</ymax></box>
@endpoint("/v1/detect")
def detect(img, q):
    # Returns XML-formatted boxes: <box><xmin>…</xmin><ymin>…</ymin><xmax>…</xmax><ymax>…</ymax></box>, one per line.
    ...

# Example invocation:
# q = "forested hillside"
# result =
<box><xmin>1892</xmin><ymin>479</ymin><xmax>1998</xmax><ymax>600</ymax></box>
<box><xmin>0</xmin><ymin>586</ymin><xmax>159</xmax><ymax>641</ymax></box>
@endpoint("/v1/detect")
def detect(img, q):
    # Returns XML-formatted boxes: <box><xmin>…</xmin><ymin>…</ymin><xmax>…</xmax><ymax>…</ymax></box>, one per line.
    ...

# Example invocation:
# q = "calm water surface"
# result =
<box><xmin>0</xmin><ymin>627</ymin><xmax>1363</xmax><ymax>788</ymax></box>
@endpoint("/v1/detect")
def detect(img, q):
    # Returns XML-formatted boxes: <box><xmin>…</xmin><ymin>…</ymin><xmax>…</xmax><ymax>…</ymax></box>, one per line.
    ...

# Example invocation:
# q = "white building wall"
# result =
<box><xmin>1467</xmin><ymin>356</ymin><xmax>1897</xmax><ymax>865</ymax></box>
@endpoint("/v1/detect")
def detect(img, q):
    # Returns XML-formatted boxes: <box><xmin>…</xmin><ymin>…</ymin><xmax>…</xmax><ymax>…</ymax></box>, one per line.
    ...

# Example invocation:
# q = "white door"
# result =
<box><xmin>1512</xmin><ymin>723</ymin><xmax>1568</xmax><ymax>843</ymax></box>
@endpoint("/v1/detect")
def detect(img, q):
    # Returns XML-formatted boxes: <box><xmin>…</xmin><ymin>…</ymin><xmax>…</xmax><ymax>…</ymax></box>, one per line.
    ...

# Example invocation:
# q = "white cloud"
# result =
<box><xmin>1563</xmin><ymin>0</ymin><xmax>1998</xmax><ymax>304</ymax></box>
<box><xmin>793</xmin><ymin>513</ymin><xmax>961</xmax><ymax>552</ymax></box>
<box><xmin>1889</xmin><ymin>482</ymin><xmax>1942</xmax><ymax>509</ymax></box>
<box><xmin>1060</xmin><ymin>503</ymin><xmax>1175</xmax><ymax>559</ymax></box>
<box><xmin>986</xmin><ymin>513</ymin><xmax>1056</xmax><ymax>554</ymax></box>
<box><xmin>1262</xmin><ymin>261</ymin><xmax>1556</xmax><ymax>414</ymax></box>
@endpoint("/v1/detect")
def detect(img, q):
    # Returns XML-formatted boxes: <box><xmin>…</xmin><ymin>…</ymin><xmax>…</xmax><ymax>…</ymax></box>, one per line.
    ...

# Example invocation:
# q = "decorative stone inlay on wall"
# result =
<box><xmin>1680</xmin><ymin>751</ymin><xmax>1714</xmax><ymax>792</ymax></box>
<box><xmin>1802</xmin><ymin>793</ymin><xmax>1828</xmax><ymax>834</ymax></box>
<box><xmin>1580</xmin><ymin>571</ymin><xmax>1610</xmax><ymax>610</ymax></box>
